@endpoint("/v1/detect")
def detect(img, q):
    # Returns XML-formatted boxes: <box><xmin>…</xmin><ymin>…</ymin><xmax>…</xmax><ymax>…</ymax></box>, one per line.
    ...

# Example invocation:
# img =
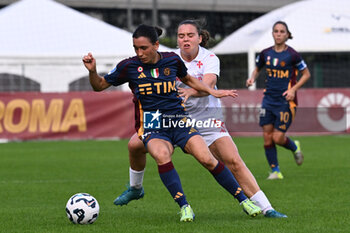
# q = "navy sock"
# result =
<box><xmin>210</xmin><ymin>161</ymin><xmax>247</xmax><ymax>203</ymax></box>
<box><xmin>264</xmin><ymin>144</ymin><xmax>279</xmax><ymax>172</ymax></box>
<box><xmin>282</xmin><ymin>137</ymin><xmax>297</xmax><ymax>152</ymax></box>
<box><xmin>158</xmin><ymin>161</ymin><xmax>188</xmax><ymax>208</ymax></box>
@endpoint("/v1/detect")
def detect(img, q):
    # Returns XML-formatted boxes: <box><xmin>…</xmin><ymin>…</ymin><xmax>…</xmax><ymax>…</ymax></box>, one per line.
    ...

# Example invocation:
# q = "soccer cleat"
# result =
<box><xmin>180</xmin><ymin>204</ymin><xmax>195</xmax><ymax>222</ymax></box>
<box><xmin>113</xmin><ymin>185</ymin><xmax>144</xmax><ymax>206</ymax></box>
<box><xmin>241</xmin><ymin>199</ymin><xmax>261</xmax><ymax>217</ymax></box>
<box><xmin>293</xmin><ymin>140</ymin><xmax>304</xmax><ymax>166</ymax></box>
<box><xmin>267</xmin><ymin>171</ymin><xmax>284</xmax><ymax>180</ymax></box>
<box><xmin>265</xmin><ymin>209</ymin><xmax>288</xmax><ymax>218</ymax></box>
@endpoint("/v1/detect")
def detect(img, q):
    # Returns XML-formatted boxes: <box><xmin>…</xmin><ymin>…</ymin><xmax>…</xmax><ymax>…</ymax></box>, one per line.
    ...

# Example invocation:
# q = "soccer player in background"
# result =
<box><xmin>115</xmin><ymin>19</ymin><xmax>286</xmax><ymax>218</ymax></box>
<box><xmin>83</xmin><ymin>24</ymin><xmax>261</xmax><ymax>222</ymax></box>
<box><xmin>246</xmin><ymin>21</ymin><xmax>310</xmax><ymax>179</ymax></box>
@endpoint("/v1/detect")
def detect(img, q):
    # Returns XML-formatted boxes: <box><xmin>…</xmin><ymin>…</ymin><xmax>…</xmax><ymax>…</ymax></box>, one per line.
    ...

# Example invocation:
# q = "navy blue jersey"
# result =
<box><xmin>104</xmin><ymin>52</ymin><xmax>188</xmax><ymax>134</ymax></box>
<box><xmin>256</xmin><ymin>46</ymin><xmax>307</xmax><ymax>105</ymax></box>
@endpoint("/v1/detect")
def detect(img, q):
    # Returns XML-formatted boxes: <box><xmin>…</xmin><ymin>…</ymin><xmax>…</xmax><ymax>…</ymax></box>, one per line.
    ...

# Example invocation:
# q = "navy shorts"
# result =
<box><xmin>259</xmin><ymin>101</ymin><xmax>296</xmax><ymax>132</ymax></box>
<box><xmin>140</xmin><ymin>118</ymin><xmax>200</xmax><ymax>152</ymax></box>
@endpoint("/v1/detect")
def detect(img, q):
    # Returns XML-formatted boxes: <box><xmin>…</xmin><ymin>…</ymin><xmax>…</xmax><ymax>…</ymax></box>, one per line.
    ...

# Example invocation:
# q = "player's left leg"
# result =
<box><xmin>209</xmin><ymin>136</ymin><xmax>260</xmax><ymax>197</ymax></box>
<box><xmin>184</xmin><ymin>135</ymin><xmax>261</xmax><ymax>217</ymax></box>
<box><xmin>147</xmin><ymin>138</ymin><xmax>195</xmax><ymax>222</ymax></box>
<box><xmin>273</xmin><ymin>130</ymin><xmax>304</xmax><ymax>166</ymax></box>
<box><xmin>209</xmin><ymin>136</ymin><xmax>286</xmax><ymax>217</ymax></box>
<box><xmin>272</xmin><ymin>103</ymin><xmax>303</xmax><ymax>166</ymax></box>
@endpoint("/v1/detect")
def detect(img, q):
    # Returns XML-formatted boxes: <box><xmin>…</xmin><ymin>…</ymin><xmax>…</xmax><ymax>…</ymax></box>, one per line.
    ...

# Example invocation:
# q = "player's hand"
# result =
<box><xmin>178</xmin><ymin>87</ymin><xmax>197</xmax><ymax>103</ymax></box>
<box><xmin>82</xmin><ymin>53</ymin><xmax>97</xmax><ymax>72</ymax></box>
<box><xmin>246</xmin><ymin>78</ymin><xmax>255</xmax><ymax>87</ymax></box>
<box><xmin>211</xmin><ymin>89</ymin><xmax>238</xmax><ymax>99</ymax></box>
<box><xmin>283</xmin><ymin>89</ymin><xmax>295</xmax><ymax>101</ymax></box>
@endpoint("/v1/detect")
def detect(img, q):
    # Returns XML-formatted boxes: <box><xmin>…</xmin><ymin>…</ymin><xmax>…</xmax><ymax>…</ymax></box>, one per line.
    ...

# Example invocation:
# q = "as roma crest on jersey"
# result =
<box><xmin>163</xmin><ymin>68</ymin><xmax>171</xmax><ymax>76</ymax></box>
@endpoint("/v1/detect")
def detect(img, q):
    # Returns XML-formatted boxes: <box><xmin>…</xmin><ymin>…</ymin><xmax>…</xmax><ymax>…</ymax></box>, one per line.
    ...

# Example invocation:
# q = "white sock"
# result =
<box><xmin>129</xmin><ymin>167</ymin><xmax>145</xmax><ymax>189</ymax></box>
<box><xmin>250</xmin><ymin>190</ymin><xmax>273</xmax><ymax>215</ymax></box>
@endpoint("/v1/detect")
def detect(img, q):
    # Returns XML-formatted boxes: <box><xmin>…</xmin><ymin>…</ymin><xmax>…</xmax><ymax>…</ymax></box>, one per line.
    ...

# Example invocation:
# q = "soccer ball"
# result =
<box><xmin>65</xmin><ymin>193</ymin><xmax>100</xmax><ymax>224</ymax></box>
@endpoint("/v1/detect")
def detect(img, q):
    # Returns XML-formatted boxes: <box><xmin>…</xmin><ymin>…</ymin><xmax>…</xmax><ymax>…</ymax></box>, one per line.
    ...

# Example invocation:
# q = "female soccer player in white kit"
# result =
<box><xmin>114</xmin><ymin>20</ymin><xmax>287</xmax><ymax>218</ymax></box>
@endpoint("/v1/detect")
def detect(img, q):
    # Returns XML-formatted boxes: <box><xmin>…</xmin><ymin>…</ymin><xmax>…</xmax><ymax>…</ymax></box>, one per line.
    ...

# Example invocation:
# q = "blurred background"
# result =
<box><xmin>0</xmin><ymin>0</ymin><xmax>349</xmax><ymax>140</ymax></box>
<box><xmin>1</xmin><ymin>0</ymin><xmax>349</xmax><ymax>91</ymax></box>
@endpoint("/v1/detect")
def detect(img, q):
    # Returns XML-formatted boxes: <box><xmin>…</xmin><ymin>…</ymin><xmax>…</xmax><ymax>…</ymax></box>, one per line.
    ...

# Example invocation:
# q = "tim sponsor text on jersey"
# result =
<box><xmin>266</xmin><ymin>68</ymin><xmax>289</xmax><ymax>78</ymax></box>
<box><xmin>138</xmin><ymin>80</ymin><xmax>176</xmax><ymax>95</ymax></box>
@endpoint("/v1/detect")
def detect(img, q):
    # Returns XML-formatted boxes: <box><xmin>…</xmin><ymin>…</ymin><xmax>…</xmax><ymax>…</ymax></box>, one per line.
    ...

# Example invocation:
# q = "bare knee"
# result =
<box><xmin>128</xmin><ymin>136</ymin><xmax>146</xmax><ymax>156</ymax></box>
<box><xmin>147</xmin><ymin>139</ymin><xmax>173</xmax><ymax>165</ymax></box>
<box><xmin>197</xmin><ymin>152</ymin><xmax>218</xmax><ymax>170</ymax></box>
<box><xmin>150</xmin><ymin>148</ymin><xmax>172</xmax><ymax>165</ymax></box>
<box><xmin>227</xmin><ymin>156</ymin><xmax>246</xmax><ymax>173</ymax></box>
<box><xmin>272</xmin><ymin>133</ymin><xmax>286</xmax><ymax>145</ymax></box>
<box><xmin>185</xmin><ymin>135</ymin><xmax>217</xmax><ymax>170</ymax></box>
<box><xmin>263</xmin><ymin>132</ymin><xmax>274</xmax><ymax>146</ymax></box>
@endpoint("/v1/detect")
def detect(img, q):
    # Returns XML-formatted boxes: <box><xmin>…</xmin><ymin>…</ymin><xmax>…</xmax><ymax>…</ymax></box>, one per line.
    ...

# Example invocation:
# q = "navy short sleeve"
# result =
<box><xmin>290</xmin><ymin>49</ymin><xmax>307</xmax><ymax>71</ymax></box>
<box><xmin>104</xmin><ymin>59</ymin><xmax>130</xmax><ymax>86</ymax></box>
<box><xmin>256</xmin><ymin>49</ymin><xmax>267</xmax><ymax>70</ymax></box>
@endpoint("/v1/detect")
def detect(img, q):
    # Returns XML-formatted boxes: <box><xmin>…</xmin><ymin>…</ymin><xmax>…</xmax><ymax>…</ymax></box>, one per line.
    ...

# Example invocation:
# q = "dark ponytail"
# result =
<box><xmin>133</xmin><ymin>24</ymin><xmax>163</xmax><ymax>44</ymax></box>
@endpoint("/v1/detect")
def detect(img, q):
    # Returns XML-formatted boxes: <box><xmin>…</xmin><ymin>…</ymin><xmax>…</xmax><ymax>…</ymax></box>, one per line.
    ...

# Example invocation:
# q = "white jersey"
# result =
<box><xmin>175</xmin><ymin>46</ymin><xmax>228</xmax><ymax>141</ymax></box>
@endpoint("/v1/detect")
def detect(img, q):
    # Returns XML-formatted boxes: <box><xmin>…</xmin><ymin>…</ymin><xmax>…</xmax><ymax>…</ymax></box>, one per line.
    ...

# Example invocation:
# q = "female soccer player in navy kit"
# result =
<box><xmin>83</xmin><ymin>24</ymin><xmax>261</xmax><ymax>222</ymax></box>
<box><xmin>116</xmin><ymin>20</ymin><xmax>286</xmax><ymax>218</ymax></box>
<box><xmin>246</xmin><ymin>21</ymin><xmax>310</xmax><ymax>179</ymax></box>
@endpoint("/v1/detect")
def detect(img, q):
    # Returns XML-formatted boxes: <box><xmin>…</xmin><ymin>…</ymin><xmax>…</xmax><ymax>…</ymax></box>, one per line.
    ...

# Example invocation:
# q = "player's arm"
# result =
<box><xmin>82</xmin><ymin>53</ymin><xmax>111</xmax><ymax>91</ymax></box>
<box><xmin>179</xmin><ymin>74</ymin><xmax>237</xmax><ymax>100</ymax></box>
<box><xmin>177</xmin><ymin>73</ymin><xmax>217</xmax><ymax>100</ymax></box>
<box><xmin>246</xmin><ymin>67</ymin><xmax>261</xmax><ymax>87</ymax></box>
<box><xmin>283</xmin><ymin>67</ymin><xmax>311</xmax><ymax>101</ymax></box>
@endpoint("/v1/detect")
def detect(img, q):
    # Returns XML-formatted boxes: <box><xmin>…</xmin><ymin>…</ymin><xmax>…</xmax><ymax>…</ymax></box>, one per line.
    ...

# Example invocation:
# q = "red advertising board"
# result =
<box><xmin>0</xmin><ymin>88</ymin><xmax>349</xmax><ymax>141</ymax></box>
<box><xmin>0</xmin><ymin>91</ymin><xmax>135</xmax><ymax>141</ymax></box>
<box><xmin>221</xmin><ymin>88</ymin><xmax>350</xmax><ymax>136</ymax></box>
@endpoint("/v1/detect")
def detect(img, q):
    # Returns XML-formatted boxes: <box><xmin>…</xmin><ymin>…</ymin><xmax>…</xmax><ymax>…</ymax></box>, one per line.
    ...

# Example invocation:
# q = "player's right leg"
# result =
<box><xmin>114</xmin><ymin>133</ymin><xmax>147</xmax><ymax>206</ymax></box>
<box><xmin>263</xmin><ymin>125</ymin><xmax>283</xmax><ymax>179</ymax></box>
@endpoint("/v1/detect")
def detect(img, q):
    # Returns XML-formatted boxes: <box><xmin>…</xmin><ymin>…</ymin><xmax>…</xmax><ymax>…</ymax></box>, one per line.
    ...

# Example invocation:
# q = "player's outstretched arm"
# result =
<box><xmin>179</xmin><ymin>74</ymin><xmax>238</xmax><ymax>99</ymax></box>
<box><xmin>82</xmin><ymin>52</ymin><xmax>111</xmax><ymax>91</ymax></box>
<box><xmin>178</xmin><ymin>73</ymin><xmax>217</xmax><ymax>102</ymax></box>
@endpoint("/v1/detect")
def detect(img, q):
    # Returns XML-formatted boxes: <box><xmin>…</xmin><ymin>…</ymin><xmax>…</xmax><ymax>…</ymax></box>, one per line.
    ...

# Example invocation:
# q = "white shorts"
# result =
<box><xmin>200</xmin><ymin>131</ymin><xmax>231</xmax><ymax>146</ymax></box>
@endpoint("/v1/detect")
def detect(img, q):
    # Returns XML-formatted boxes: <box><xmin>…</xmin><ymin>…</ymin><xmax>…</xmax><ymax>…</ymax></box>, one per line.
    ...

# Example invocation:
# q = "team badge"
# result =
<box><xmin>150</xmin><ymin>68</ymin><xmax>159</xmax><ymax>78</ymax></box>
<box><xmin>164</xmin><ymin>67</ymin><xmax>171</xmax><ymax>76</ymax></box>
<box><xmin>266</xmin><ymin>56</ymin><xmax>271</xmax><ymax>66</ymax></box>
<box><xmin>138</xmin><ymin>66</ymin><xmax>143</xmax><ymax>72</ymax></box>
<box><xmin>280</xmin><ymin>61</ymin><xmax>286</xmax><ymax>67</ymax></box>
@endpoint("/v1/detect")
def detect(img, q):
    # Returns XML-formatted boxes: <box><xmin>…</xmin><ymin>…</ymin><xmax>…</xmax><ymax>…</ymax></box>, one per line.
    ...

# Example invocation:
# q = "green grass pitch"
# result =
<box><xmin>0</xmin><ymin>135</ymin><xmax>349</xmax><ymax>233</ymax></box>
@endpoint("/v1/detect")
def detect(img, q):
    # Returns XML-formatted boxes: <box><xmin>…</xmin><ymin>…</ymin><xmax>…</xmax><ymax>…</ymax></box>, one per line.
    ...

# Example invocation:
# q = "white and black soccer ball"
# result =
<box><xmin>65</xmin><ymin>193</ymin><xmax>100</xmax><ymax>224</ymax></box>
